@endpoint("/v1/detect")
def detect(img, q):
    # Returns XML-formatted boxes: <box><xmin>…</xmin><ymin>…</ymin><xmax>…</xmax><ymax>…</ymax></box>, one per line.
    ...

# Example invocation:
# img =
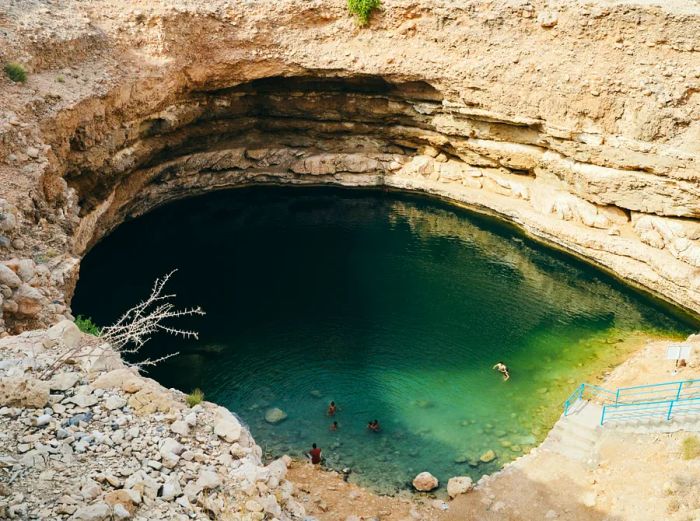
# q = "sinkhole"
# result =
<box><xmin>72</xmin><ymin>187</ymin><xmax>692</xmax><ymax>494</ymax></box>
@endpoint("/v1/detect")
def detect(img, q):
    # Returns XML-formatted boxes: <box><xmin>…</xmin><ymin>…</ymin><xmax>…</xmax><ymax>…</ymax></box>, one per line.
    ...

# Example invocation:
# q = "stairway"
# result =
<box><xmin>542</xmin><ymin>400</ymin><xmax>602</xmax><ymax>466</ymax></box>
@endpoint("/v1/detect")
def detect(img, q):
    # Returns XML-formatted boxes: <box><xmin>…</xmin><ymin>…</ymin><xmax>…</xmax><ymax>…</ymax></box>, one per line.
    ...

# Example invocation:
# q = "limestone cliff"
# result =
<box><xmin>0</xmin><ymin>0</ymin><xmax>699</xmax><ymax>333</ymax></box>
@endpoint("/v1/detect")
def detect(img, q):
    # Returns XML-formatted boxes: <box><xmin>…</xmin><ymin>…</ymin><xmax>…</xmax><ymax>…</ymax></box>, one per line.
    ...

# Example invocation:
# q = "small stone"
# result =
<box><xmin>33</xmin><ymin>413</ymin><xmax>51</xmax><ymax>427</ymax></box>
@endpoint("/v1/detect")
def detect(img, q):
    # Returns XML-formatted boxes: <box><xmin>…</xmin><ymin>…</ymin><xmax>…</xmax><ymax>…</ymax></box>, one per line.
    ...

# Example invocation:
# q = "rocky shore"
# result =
<box><xmin>0</xmin><ymin>320</ymin><xmax>306</xmax><ymax>520</ymax></box>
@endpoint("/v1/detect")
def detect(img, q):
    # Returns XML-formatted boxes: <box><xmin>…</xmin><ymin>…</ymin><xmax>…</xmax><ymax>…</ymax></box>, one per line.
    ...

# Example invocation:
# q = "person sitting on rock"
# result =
<box><xmin>307</xmin><ymin>443</ymin><xmax>322</xmax><ymax>464</ymax></box>
<box><xmin>327</xmin><ymin>401</ymin><xmax>337</xmax><ymax>416</ymax></box>
<box><xmin>492</xmin><ymin>361</ymin><xmax>510</xmax><ymax>381</ymax></box>
<box><xmin>330</xmin><ymin>421</ymin><xmax>339</xmax><ymax>431</ymax></box>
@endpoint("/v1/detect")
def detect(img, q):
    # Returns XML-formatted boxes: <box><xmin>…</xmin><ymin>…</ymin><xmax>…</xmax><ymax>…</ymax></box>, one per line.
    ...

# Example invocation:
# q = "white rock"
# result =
<box><xmin>113</xmin><ymin>504</ymin><xmax>131</xmax><ymax>520</ymax></box>
<box><xmin>70</xmin><ymin>502</ymin><xmax>111</xmax><ymax>521</ymax></box>
<box><xmin>104</xmin><ymin>396</ymin><xmax>127</xmax><ymax>411</ymax></box>
<box><xmin>0</xmin><ymin>264</ymin><xmax>21</xmax><ymax>288</ymax></box>
<box><xmin>161</xmin><ymin>477</ymin><xmax>182</xmax><ymax>501</ymax></box>
<box><xmin>80</xmin><ymin>478</ymin><xmax>102</xmax><ymax>501</ymax></box>
<box><xmin>214</xmin><ymin>407</ymin><xmax>242</xmax><ymax>442</ymax></box>
<box><xmin>447</xmin><ymin>476</ymin><xmax>473</xmax><ymax>498</ymax></box>
<box><xmin>66</xmin><ymin>394</ymin><xmax>98</xmax><ymax>408</ymax></box>
<box><xmin>49</xmin><ymin>372</ymin><xmax>81</xmax><ymax>391</ymax></box>
<box><xmin>196</xmin><ymin>469</ymin><xmax>222</xmax><ymax>491</ymax></box>
<box><xmin>33</xmin><ymin>413</ymin><xmax>51</xmax><ymax>427</ymax></box>
<box><xmin>413</xmin><ymin>471</ymin><xmax>439</xmax><ymax>492</ymax></box>
<box><xmin>170</xmin><ymin>420</ymin><xmax>189</xmax><ymax>436</ymax></box>
<box><xmin>44</xmin><ymin>320</ymin><xmax>81</xmax><ymax>349</ymax></box>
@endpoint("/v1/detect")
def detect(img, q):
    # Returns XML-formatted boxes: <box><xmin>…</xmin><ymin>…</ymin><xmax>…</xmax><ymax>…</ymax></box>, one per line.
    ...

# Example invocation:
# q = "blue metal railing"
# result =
<box><xmin>563</xmin><ymin>383</ymin><xmax>616</xmax><ymax>416</ymax></box>
<box><xmin>563</xmin><ymin>378</ymin><xmax>700</xmax><ymax>425</ymax></box>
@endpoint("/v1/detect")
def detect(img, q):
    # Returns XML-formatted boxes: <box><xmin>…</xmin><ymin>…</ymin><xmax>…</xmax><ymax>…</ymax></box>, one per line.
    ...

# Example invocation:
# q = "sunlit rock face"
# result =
<box><xmin>0</xmin><ymin>0</ymin><xmax>699</xmax><ymax>333</ymax></box>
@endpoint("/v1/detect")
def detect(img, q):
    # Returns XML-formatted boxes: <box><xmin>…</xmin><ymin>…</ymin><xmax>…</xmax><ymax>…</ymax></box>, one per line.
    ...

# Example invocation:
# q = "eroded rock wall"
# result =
<box><xmin>0</xmin><ymin>0</ymin><xmax>699</xmax><ymax>333</ymax></box>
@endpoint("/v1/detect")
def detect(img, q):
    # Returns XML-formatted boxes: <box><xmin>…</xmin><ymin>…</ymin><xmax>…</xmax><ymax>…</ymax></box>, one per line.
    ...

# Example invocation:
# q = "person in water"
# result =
<box><xmin>327</xmin><ymin>401</ymin><xmax>337</xmax><ymax>416</ymax></box>
<box><xmin>368</xmin><ymin>419</ymin><xmax>381</xmax><ymax>432</ymax></box>
<box><xmin>493</xmin><ymin>361</ymin><xmax>510</xmax><ymax>381</ymax></box>
<box><xmin>330</xmin><ymin>421</ymin><xmax>338</xmax><ymax>431</ymax></box>
<box><xmin>307</xmin><ymin>443</ymin><xmax>322</xmax><ymax>464</ymax></box>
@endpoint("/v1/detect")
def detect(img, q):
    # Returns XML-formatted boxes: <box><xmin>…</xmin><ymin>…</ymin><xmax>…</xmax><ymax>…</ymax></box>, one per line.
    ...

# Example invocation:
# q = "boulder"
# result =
<box><xmin>14</xmin><ymin>283</ymin><xmax>44</xmax><ymax>316</ymax></box>
<box><xmin>44</xmin><ymin>320</ymin><xmax>82</xmax><ymax>349</ymax></box>
<box><xmin>49</xmin><ymin>372</ymin><xmax>81</xmax><ymax>391</ymax></box>
<box><xmin>70</xmin><ymin>503</ymin><xmax>111</xmax><ymax>521</ymax></box>
<box><xmin>0</xmin><ymin>264</ymin><xmax>21</xmax><ymax>288</ymax></box>
<box><xmin>0</xmin><ymin>376</ymin><xmax>49</xmax><ymax>408</ymax></box>
<box><xmin>214</xmin><ymin>407</ymin><xmax>242</xmax><ymax>442</ymax></box>
<box><xmin>264</xmin><ymin>407</ymin><xmax>287</xmax><ymax>424</ymax></box>
<box><xmin>412</xmin><ymin>471</ymin><xmax>439</xmax><ymax>492</ymax></box>
<box><xmin>447</xmin><ymin>476</ymin><xmax>474</xmax><ymax>498</ymax></box>
<box><xmin>128</xmin><ymin>385</ymin><xmax>177</xmax><ymax>415</ymax></box>
<box><xmin>92</xmin><ymin>368</ymin><xmax>144</xmax><ymax>393</ymax></box>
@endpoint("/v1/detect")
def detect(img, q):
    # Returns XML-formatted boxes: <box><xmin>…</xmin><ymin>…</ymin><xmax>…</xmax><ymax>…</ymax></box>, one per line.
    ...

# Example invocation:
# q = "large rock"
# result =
<box><xmin>412</xmin><ymin>471</ymin><xmax>439</xmax><ymax>492</ymax></box>
<box><xmin>214</xmin><ymin>407</ymin><xmax>242</xmax><ymax>442</ymax></box>
<box><xmin>70</xmin><ymin>503</ymin><xmax>111</xmax><ymax>521</ymax></box>
<box><xmin>43</xmin><ymin>320</ymin><xmax>81</xmax><ymax>349</ymax></box>
<box><xmin>447</xmin><ymin>476</ymin><xmax>474</xmax><ymax>498</ymax></box>
<box><xmin>0</xmin><ymin>376</ymin><xmax>49</xmax><ymax>408</ymax></box>
<box><xmin>49</xmin><ymin>372</ymin><xmax>81</xmax><ymax>391</ymax></box>
<box><xmin>264</xmin><ymin>407</ymin><xmax>287</xmax><ymax>424</ymax></box>
<box><xmin>92</xmin><ymin>368</ymin><xmax>144</xmax><ymax>393</ymax></box>
<box><xmin>13</xmin><ymin>283</ymin><xmax>44</xmax><ymax>316</ymax></box>
<box><xmin>0</xmin><ymin>263</ymin><xmax>21</xmax><ymax>288</ymax></box>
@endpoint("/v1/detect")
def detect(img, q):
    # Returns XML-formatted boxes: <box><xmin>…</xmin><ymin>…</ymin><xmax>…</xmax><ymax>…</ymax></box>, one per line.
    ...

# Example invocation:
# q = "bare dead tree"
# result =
<box><xmin>41</xmin><ymin>270</ymin><xmax>204</xmax><ymax>379</ymax></box>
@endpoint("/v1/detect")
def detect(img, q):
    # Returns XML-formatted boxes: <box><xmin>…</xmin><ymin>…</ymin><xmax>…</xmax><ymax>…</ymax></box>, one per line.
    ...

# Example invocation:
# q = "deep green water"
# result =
<box><xmin>72</xmin><ymin>187</ymin><xmax>693</xmax><ymax>494</ymax></box>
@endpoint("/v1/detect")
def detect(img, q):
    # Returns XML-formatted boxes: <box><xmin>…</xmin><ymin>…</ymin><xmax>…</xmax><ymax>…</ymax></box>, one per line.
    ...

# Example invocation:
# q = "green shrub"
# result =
<box><xmin>682</xmin><ymin>435</ymin><xmax>700</xmax><ymax>460</ymax></box>
<box><xmin>75</xmin><ymin>315</ymin><xmax>102</xmax><ymax>336</ymax></box>
<box><xmin>4</xmin><ymin>62</ymin><xmax>27</xmax><ymax>83</ymax></box>
<box><xmin>56</xmin><ymin>75</ymin><xmax>65</xmax><ymax>83</ymax></box>
<box><xmin>186</xmin><ymin>388</ymin><xmax>205</xmax><ymax>407</ymax></box>
<box><xmin>347</xmin><ymin>0</ymin><xmax>381</xmax><ymax>26</ymax></box>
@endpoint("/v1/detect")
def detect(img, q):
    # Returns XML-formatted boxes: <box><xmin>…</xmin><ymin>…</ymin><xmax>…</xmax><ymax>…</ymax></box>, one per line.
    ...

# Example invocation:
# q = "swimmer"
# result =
<box><xmin>492</xmin><ymin>361</ymin><xmax>510</xmax><ymax>381</ymax></box>
<box><xmin>327</xmin><ymin>401</ymin><xmax>337</xmax><ymax>416</ymax></box>
<box><xmin>330</xmin><ymin>421</ymin><xmax>338</xmax><ymax>431</ymax></box>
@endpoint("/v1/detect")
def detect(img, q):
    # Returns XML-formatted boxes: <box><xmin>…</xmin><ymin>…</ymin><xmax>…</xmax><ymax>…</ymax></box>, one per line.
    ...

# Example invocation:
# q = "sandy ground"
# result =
<box><xmin>288</xmin><ymin>336</ymin><xmax>700</xmax><ymax>521</ymax></box>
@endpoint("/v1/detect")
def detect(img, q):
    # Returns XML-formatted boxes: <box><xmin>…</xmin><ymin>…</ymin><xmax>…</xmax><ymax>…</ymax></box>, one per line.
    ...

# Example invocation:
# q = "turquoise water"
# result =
<box><xmin>72</xmin><ymin>188</ymin><xmax>693</xmax><ymax>494</ymax></box>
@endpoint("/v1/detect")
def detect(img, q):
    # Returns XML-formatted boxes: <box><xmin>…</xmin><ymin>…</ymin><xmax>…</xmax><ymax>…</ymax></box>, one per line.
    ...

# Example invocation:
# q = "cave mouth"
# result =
<box><xmin>62</xmin><ymin>73</ymin><xmax>453</xmax><ymax>250</ymax></box>
<box><xmin>71</xmin><ymin>186</ymin><xmax>691</xmax><ymax>494</ymax></box>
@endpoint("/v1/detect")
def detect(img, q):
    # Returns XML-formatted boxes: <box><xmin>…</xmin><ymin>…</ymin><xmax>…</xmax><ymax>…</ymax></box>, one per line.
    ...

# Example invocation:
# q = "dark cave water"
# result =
<box><xmin>72</xmin><ymin>187</ymin><xmax>692</xmax><ymax>494</ymax></box>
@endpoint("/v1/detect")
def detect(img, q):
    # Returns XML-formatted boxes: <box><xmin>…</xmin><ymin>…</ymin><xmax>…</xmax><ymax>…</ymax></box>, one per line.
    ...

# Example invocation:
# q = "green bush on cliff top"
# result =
<box><xmin>186</xmin><ymin>388</ymin><xmax>205</xmax><ymax>407</ymax></box>
<box><xmin>75</xmin><ymin>315</ymin><xmax>102</xmax><ymax>337</ymax></box>
<box><xmin>348</xmin><ymin>0</ymin><xmax>380</xmax><ymax>26</ymax></box>
<box><xmin>4</xmin><ymin>62</ymin><xmax>27</xmax><ymax>83</ymax></box>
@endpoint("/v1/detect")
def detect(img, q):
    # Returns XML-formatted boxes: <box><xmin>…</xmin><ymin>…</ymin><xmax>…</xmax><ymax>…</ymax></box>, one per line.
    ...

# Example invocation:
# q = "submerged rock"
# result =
<box><xmin>265</xmin><ymin>407</ymin><xmax>287</xmax><ymax>424</ymax></box>
<box><xmin>412</xmin><ymin>471</ymin><xmax>439</xmax><ymax>492</ymax></box>
<box><xmin>480</xmin><ymin>450</ymin><xmax>497</xmax><ymax>463</ymax></box>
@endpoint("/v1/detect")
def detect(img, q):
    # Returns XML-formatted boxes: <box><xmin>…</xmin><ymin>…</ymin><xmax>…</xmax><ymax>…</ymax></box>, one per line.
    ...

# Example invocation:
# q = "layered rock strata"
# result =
<box><xmin>1</xmin><ymin>0</ymin><xmax>699</xmax><ymax>334</ymax></box>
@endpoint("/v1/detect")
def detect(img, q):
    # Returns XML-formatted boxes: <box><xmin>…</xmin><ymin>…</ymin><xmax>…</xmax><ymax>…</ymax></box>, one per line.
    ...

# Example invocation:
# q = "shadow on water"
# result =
<box><xmin>72</xmin><ymin>186</ymin><xmax>694</xmax><ymax>494</ymax></box>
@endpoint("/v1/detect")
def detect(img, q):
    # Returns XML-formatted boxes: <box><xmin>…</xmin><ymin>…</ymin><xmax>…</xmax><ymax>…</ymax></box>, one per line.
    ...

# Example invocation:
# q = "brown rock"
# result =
<box><xmin>0</xmin><ymin>376</ymin><xmax>50</xmax><ymax>408</ymax></box>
